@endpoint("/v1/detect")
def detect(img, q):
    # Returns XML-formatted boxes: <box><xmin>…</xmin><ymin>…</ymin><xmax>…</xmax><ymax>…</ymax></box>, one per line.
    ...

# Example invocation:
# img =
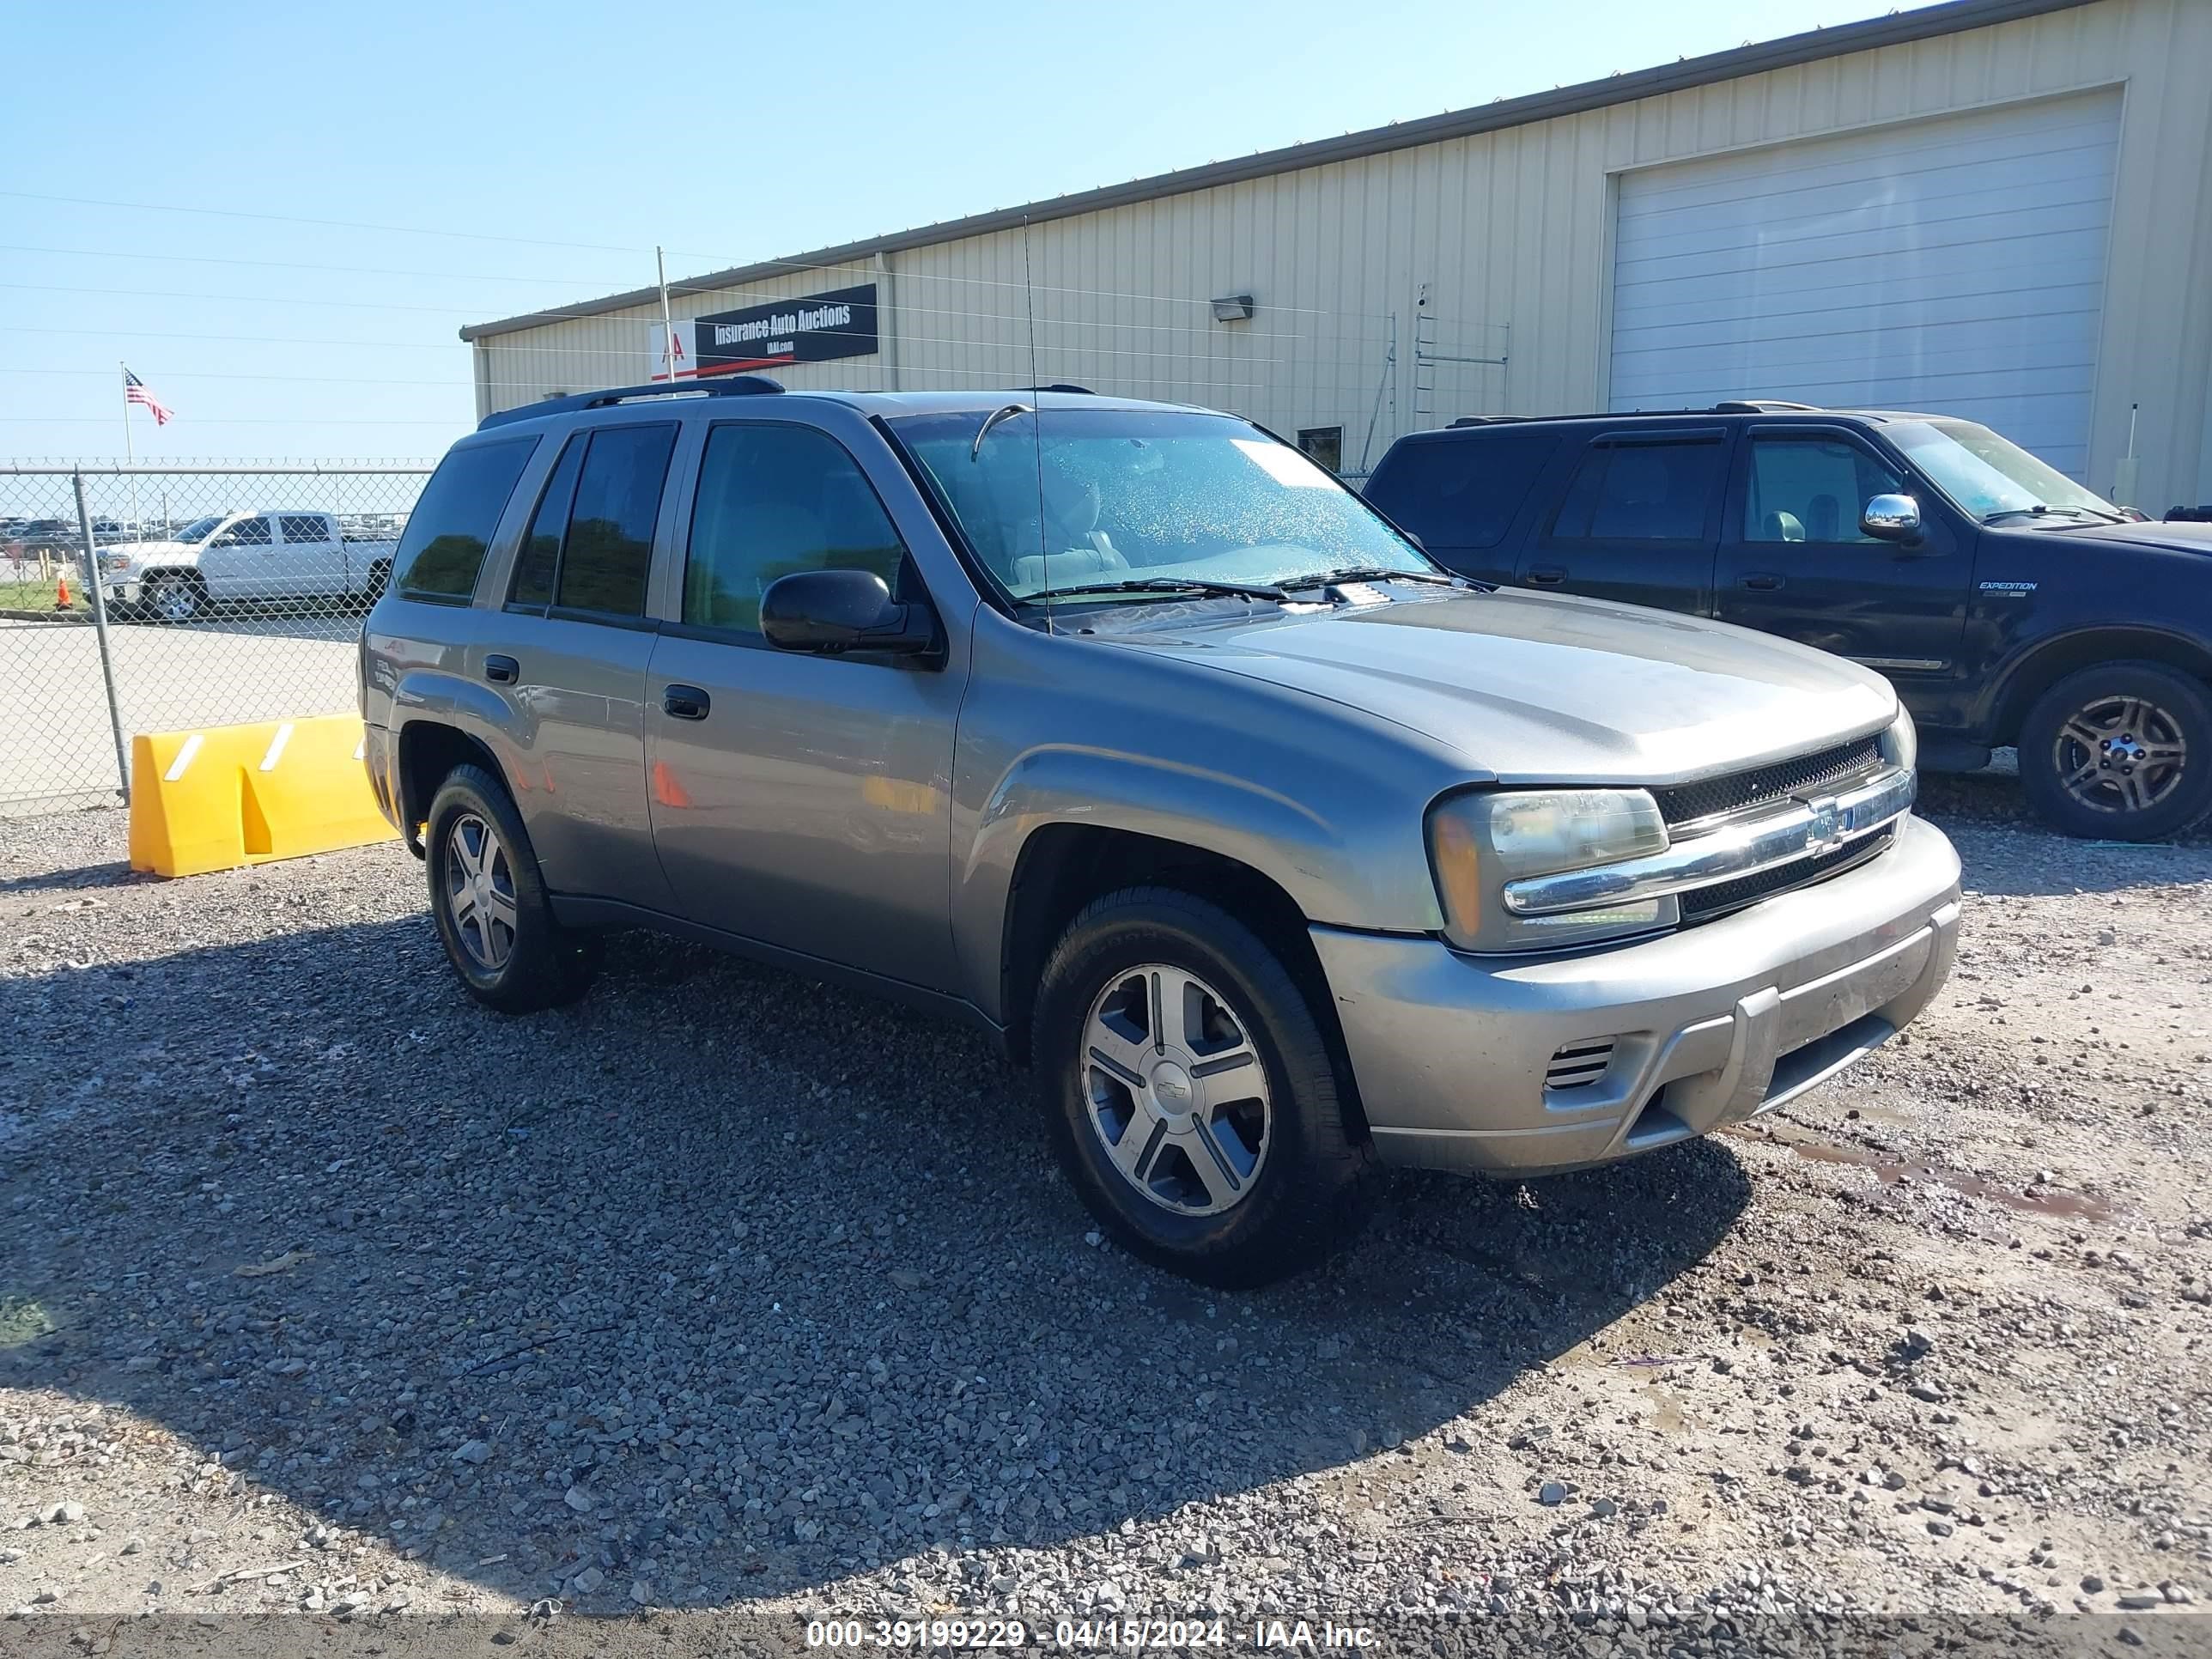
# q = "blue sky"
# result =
<box><xmin>4</xmin><ymin>0</ymin><xmax>1939</xmax><ymax>459</ymax></box>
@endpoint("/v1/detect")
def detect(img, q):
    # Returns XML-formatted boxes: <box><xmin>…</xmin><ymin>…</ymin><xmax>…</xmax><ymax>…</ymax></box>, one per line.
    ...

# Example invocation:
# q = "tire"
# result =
<box><xmin>363</xmin><ymin>560</ymin><xmax>391</xmax><ymax>605</ymax></box>
<box><xmin>2018</xmin><ymin>660</ymin><xmax>2212</xmax><ymax>842</ymax></box>
<box><xmin>423</xmin><ymin>763</ymin><xmax>598</xmax><ymax>1012</ymax></box>
<box><xmin>1032</xmin><ymin>886</ymin><xmax>1373</xmax><ymax>1287</ymax></box>
<box><xmin>143</xmin><ymin>571</ymin><xmax>205</xmax><ymax>625</ymax></box>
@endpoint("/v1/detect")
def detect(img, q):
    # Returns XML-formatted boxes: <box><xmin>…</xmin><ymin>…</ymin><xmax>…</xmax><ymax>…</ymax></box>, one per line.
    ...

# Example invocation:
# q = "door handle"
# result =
<box><xmin>663</xmin><ymin>684</ymin><xmax>711</xmax><ymax>721</ymax></box>
<box><xmin>1741</xmin><ymin>572</ymin><xmax>1784</xmax><ymax>591</ymax></box>
<box><xmin>1526</xmin><ymin>564</ymin><xmax>1567</xmax><ymax>586</ymax></box>
<box><xmin>484</xmin><ymin>654</ymin><xmax>519</xmax><ymax>684</ymax></box>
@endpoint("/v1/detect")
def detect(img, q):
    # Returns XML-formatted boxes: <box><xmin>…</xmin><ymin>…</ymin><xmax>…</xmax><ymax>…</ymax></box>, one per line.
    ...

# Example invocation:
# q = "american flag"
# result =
<box><xmin>123</xmin><ymin>368</ymin><xmax>173</xmax><ymax>426</ymax></box>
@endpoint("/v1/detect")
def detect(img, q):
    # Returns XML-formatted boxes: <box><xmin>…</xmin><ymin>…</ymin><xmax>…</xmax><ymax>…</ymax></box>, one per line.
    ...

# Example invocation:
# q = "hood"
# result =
<box><xmin>1103</xmin><ymin>587</ymin><xmax>1898</xmax><ymax>784</ymax></box>
<box><xmin>2022</xmin><ymin>519</ymin><xmax>2212</xmax><ymax>555</ymax></box>
<box><xmin>112</xmin><ymin>539</ymin><xmax>199</xmax><ymax>562</ymax></box>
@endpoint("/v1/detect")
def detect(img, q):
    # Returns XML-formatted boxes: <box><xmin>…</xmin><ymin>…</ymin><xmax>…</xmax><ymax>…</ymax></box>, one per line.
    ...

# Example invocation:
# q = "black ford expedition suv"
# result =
<box><xmin>1364</xmin><ymin>404</ymin><xmax>2212</xmax><ymax>840</ymax></box>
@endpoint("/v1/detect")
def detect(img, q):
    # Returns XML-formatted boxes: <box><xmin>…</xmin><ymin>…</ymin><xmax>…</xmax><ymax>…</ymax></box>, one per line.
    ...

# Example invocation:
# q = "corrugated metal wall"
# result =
<box><xmin>475</xmin><ymin>0</ymin><xmax>2210</xmax><ymax>507</ymax></box>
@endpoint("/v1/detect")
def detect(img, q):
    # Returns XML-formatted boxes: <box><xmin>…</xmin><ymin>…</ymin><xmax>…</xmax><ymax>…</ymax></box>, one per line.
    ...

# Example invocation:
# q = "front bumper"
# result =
<box><xmin>1314</xmin><ymin>813</ymin><xmax>1961</xmax><ymax>1175</ymax></box>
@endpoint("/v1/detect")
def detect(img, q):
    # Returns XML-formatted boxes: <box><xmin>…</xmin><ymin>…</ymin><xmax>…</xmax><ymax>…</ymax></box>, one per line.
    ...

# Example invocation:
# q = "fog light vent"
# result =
<box><xmin>1545</xmin><ymin>1038</ymin><xmax>1616</xmax><ymax>1091</ymax></box>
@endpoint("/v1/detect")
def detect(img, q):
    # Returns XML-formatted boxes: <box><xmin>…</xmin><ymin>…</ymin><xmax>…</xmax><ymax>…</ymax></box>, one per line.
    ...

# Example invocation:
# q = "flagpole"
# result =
<box><xmin>656</xmin><ymin>246</ymin><xmax>677</xmax><ymax>383</ymax></box>
<box><xmin>118</xmin><ymin>362</ymin><xmax>140</xmax><ymax>540</ymax></box>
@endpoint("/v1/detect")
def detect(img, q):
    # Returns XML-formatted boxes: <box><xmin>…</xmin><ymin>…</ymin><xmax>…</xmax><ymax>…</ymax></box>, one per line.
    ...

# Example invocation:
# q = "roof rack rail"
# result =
<box><xmin>1432</xmin><ymin>399</ymin><xmax>1828</xmax><ymax>432</ymax></box>
<box><xmin>1017</xmin><ymin>383</ymin><xmax>1094</xmax><ymax>395</ymax></box>
<box><xmin>477</xmin><ymin>374</ymin><xmax>786</xmax><ymax>431</ymax></box>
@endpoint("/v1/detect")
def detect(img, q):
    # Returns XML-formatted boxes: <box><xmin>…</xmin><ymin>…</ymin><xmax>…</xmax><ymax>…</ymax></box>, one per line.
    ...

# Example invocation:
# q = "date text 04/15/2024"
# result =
<box><xmin>803</xmin><ymin>1618</ymin><xmax>1379</xmax><ymax>1650</ymax></box>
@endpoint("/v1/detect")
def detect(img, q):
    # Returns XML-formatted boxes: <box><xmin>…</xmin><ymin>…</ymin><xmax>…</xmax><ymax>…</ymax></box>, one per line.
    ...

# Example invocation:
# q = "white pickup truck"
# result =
<box><xmin>94</xmin><ymin>510</ymin><xmax>400</xmax><ymax>623</ymax></box>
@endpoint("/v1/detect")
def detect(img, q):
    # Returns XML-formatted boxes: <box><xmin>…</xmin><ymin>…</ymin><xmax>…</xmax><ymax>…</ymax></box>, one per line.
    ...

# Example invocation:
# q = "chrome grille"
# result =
<box><xmin>1545</xmin><ymin>1038</ymin><xmax>1616</xmax><ymax>1091</ymax></box>
<box><xmin>1651</xmin><ymin>736</ymin><xmax>1884</xmax><ymax>828</ymax></box>
<box><xmin>1679</xmin><ymin>824</ymin><xmax>1895</xmax><ymax>924</ymax></box>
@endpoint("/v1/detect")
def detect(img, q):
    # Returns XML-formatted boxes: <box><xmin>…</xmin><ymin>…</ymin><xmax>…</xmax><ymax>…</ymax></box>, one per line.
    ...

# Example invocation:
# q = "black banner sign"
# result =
<box><xmin>693</xmin><ymin>283</ymin><xmax>878</xmax><ymax>376</ymax></box>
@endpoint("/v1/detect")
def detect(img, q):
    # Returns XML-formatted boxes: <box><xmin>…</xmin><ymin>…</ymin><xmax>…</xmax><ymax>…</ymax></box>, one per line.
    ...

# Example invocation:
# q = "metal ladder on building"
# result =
<box><xmin>1413</xmin><ymin>286</ymin><xmax>1508</xmax><ymax>422</ymax></box>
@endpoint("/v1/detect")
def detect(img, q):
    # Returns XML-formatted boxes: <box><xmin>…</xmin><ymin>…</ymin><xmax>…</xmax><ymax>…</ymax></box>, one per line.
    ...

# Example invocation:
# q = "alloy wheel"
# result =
<box><xmin>444</xmin><ymin>812</ymin><xmax>519</xmax><ymax>972</ymax></box>
<box><xmin>151</xmin><ymin>579</ymin><xmax>198</xmax><ymax>623</ymax></box>
<box><xmin>2051</xmin><ymin>693</ymin><xmax>2188</xmax><ymax>817</ymax></box>
<box><xmin>1081</xmin><ymin>963</ymin><xmax>1273</xmax><ymax>1217</ymax></box>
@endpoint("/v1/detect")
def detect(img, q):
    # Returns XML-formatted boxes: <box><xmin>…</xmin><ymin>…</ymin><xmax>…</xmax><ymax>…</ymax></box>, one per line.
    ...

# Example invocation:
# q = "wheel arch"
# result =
<box><xmin>395</xmin><ymin>720</ymin><xmax>507</xmax><ymax>857</ymax></box>
<box><xmin>996</xmin><ymin>823</ymin><xmax>1371</xmax><ymax>1139</ymax></box>
<box><xmin>1987</xmin><ymin>627</ymin><xmax>2212</xmax><ymax>746</ymax></box>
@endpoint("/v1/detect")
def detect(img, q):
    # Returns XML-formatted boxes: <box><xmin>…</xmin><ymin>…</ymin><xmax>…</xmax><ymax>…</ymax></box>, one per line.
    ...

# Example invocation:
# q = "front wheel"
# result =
<box><xmin>2019</xmin><ymin>661</ymin><xmax>2212</xmax><ymax>842</ymax></box>
<box><xmin>424</xmin><ymin>763</ymin><xmax>598</xmax><ymax>1012</ymax></box>
<box><xmin>143</xmin><ymin>572</ymin><xmax>204</xmax><ymax>625</ymax></box>
<box><xmin>1032</xmin><ymin>887</ymin><xmax>1372</xmax><ymax>1287</ymax></box>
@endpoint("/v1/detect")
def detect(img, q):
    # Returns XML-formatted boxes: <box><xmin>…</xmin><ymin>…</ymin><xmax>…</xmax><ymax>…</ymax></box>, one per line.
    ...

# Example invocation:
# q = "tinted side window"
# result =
<box><xmin>555</xmin><ymin>424</ymin><xmax>677</xmax><ymax>618</ymax></box>
<box><xmin>393</xmin><ymin>439</ymin><xmax>537</xmax><ymax>602</ymax></box>
<box><xmin>1370</xmin><ymin>432</ymin><xmax>1559</xmax><ymax>550</ymax></box>
<box><xmin>1550</xmin><ymin>440</ymin><xmax>1723</xmax><ymax>542</ymax></box>
<box><xmin>216</xmin><ymin>516</ymin><xmax>273</xmax><ymax>547</ymax></box>
<box><xmin>277</xmin><ymin>514</ymin><xmax>328</xmax><ymax>543</ymax></box>
<box><xmin>508</xmin><ymin>434</ymin><xmax>585</xmax><ymax>610</ymax></box>
<box><xmin>684</xmin><ymin>424</ymin><xmax>908</xmax><ymax>636</ymax></box>
<box><xmin>1744</xmin><ymin>438</ymin><xmax>1902</xmax><ymax>544</ymax></box>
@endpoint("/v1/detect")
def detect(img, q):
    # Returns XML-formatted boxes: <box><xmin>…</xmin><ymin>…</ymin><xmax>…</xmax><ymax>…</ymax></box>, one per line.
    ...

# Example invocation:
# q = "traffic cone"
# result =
<box><xmin>54</xmin><ymin>573</ymin><xmax>70</xmax><ymax>610</ymax></box>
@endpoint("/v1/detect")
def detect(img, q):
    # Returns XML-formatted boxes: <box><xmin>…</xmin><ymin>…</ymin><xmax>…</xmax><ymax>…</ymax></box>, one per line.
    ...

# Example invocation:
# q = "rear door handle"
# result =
<box><xmin>484</xmin><ymin>654</ymin><xmax>519</xmax><ymax>684</ymax></box>
<box><xmin>1526</xmin><ymin>564</ymin><xmax>1567</xmax><ymax>586</ymax></box>
<box><xmin>663</xmin><ymin>684</ymin><xmax>711</xmax><ymax>721</ymax></box>
<box><xmin>1741</xmin><ymin>572</ymin><xmax>1784</xmax><ymax>591</ymax></box>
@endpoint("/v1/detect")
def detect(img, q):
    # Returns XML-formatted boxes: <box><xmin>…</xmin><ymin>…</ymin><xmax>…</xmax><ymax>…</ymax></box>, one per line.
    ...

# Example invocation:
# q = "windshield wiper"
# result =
<box><xmin>1982</xmin><ymin>504</ymin><xmax>2124</xmax><ymax>526</ymax></box>
<box><xmin>1024</xmin><ymin>577</ymin><xmax>1290</xmax><ymax>604</ymax></box>
<box><xmin>1282</xmin><ymin>564</ymin><xmax>1463</xmax><ymax>588</ymax></box>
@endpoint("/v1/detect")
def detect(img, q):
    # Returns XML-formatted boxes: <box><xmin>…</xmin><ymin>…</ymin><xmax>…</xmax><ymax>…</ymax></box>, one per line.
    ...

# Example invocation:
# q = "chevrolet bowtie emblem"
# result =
<box><xmin>1803</xmin><ymin>796</ymin><xmax>1844</xmax><ymax>854</ymax></box>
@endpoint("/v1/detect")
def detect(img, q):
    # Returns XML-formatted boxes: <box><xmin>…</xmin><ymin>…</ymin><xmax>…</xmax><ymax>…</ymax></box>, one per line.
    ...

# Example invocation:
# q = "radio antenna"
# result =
<box><xmin>1021</xmin><ymin>215</ymin><xmax>1053</xmax><ymax>635</ymax></box>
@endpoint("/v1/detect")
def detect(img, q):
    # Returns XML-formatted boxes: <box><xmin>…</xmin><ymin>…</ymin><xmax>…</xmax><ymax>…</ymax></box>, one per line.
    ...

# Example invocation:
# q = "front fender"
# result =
<box><xmin>951</xmin><ymin>743</ymin><xmax>1444</xmax><ymax>1022</ymax></box>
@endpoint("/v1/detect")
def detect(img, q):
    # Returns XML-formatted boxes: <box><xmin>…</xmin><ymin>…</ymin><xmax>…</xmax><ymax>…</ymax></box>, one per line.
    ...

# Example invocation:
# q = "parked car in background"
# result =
<box><xmin>360</xmin><ymin>380</ymin><xmax>1959</xmax><ymax>1285</ymax></box>
<box><xmin>1364</xmin><ymin>404</ymin><xmax>2212</xmax><ymax>841</ymax></box>
<box><xmin>95</xmin><ymin>509</ymin><xmax>398</xmax><ymax>622</ymax></box>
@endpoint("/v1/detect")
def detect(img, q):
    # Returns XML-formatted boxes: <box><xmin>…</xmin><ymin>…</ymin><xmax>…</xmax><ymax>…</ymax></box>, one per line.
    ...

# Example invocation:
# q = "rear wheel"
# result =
<box><xmin>1032</xmin><ymin>887</ymin><xmax>1372</xmax><ymax>1286</ymax></box>
<box><xmin>424</xmin><ymin>763</ymin><xmax>597</xmax><ymax>1012</ymax></box>
<box><xmin>2019</xmin><ymin>661</ymin><xmax>2212</xmax><ymax>841</ymax></box>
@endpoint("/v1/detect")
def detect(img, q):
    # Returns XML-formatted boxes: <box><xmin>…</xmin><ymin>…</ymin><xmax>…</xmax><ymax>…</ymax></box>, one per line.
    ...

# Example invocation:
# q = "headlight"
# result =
<box><xmin>1881</xmin><ymin>708</ymin><xmax>1917</xmax><ymax>775</ymax></box>
<box><xmin>1427</xmin><ymin>787</ymin><xmax>1676</xmax><ymax>953</ymax></box>
<box><xmin>99</xmin><ymin>552</ymin><xmax>131</xmax><ymax>573</ymax></box>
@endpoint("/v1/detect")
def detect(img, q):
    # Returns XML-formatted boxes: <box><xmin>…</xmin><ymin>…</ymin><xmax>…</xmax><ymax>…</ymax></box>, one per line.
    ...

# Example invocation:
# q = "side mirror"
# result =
<box><xmin>1861</xmin><ymin>493</ymin><xmax>1923</xmax><ymax>544</ymax></box>
<box><xmin>761</xmin><ymin>568</ymin><xmax>937</xmax><ymax>656</ymax></box>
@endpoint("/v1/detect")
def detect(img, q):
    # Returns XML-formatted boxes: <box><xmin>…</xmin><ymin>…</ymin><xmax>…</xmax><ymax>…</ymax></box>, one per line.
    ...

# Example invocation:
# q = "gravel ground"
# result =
<box><xmin>0</xmin><ymin>773</ymin><xmax>2207</xmax><ymax>1656</ymax></box>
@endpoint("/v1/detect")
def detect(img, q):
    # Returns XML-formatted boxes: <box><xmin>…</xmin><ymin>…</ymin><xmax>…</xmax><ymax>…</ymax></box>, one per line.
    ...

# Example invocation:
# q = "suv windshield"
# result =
<box><xmin>1885</xmin><ymin>418</ymin><xmax>2119</xmax><ymax>522</ymax></box>
<box><xmin>888</xmin><ymin>407</ymin><xmax>1435</xmax><ymax>600</ymax></box>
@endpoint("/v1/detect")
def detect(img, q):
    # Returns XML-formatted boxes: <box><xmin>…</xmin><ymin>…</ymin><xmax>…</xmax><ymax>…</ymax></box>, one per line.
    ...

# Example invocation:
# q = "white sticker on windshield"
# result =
<box><xmin>1231</xmin><ymin>439</ymin><xmax>1334</xmax><ymax>488</ymax></box>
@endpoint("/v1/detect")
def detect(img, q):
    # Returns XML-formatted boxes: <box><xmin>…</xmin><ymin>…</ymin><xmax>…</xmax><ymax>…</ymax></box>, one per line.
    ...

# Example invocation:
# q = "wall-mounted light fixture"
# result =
<box><xmin>1210</xmin><ymin>294</ymin><xmax>1256</xmax><ymax>322</ymax></box>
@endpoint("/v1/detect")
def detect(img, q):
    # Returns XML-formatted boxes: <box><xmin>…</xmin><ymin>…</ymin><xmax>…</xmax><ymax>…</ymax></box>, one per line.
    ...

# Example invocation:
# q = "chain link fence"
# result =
<box><xmin>0</xmin><ymin>464</ymin><xmax>430</xmax><ymax>815</ymax></box>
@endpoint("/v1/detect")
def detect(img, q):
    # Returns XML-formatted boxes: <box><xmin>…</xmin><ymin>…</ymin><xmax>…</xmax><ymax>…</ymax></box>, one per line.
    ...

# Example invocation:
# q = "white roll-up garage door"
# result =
<box><xmin>1607</xmin><ymin>90</ymin><xmax>2121</xmax><ymax>478</ymax></box>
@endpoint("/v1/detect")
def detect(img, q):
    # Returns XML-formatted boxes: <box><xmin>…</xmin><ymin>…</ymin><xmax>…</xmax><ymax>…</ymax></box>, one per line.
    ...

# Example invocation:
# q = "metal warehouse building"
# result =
<box><xmin>465</xmin><ymin>0</ymin><xmax>2212</xmax><ymax>511</ymax></box>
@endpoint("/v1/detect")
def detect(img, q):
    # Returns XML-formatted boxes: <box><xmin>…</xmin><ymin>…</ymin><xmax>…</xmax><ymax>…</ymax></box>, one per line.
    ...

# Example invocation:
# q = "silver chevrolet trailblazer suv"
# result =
<box><xmin>360</xmin><ymin>380</ymin><xmax>1961</xmax><ymax>1285</ymax></box>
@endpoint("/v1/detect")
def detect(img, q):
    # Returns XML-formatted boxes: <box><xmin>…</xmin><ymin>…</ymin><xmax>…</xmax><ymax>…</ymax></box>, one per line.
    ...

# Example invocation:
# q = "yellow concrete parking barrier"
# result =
<box><xmin>128</xmin><ymin>713</ymin><xmax>398</xmax><ymax>878</ymax></box>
